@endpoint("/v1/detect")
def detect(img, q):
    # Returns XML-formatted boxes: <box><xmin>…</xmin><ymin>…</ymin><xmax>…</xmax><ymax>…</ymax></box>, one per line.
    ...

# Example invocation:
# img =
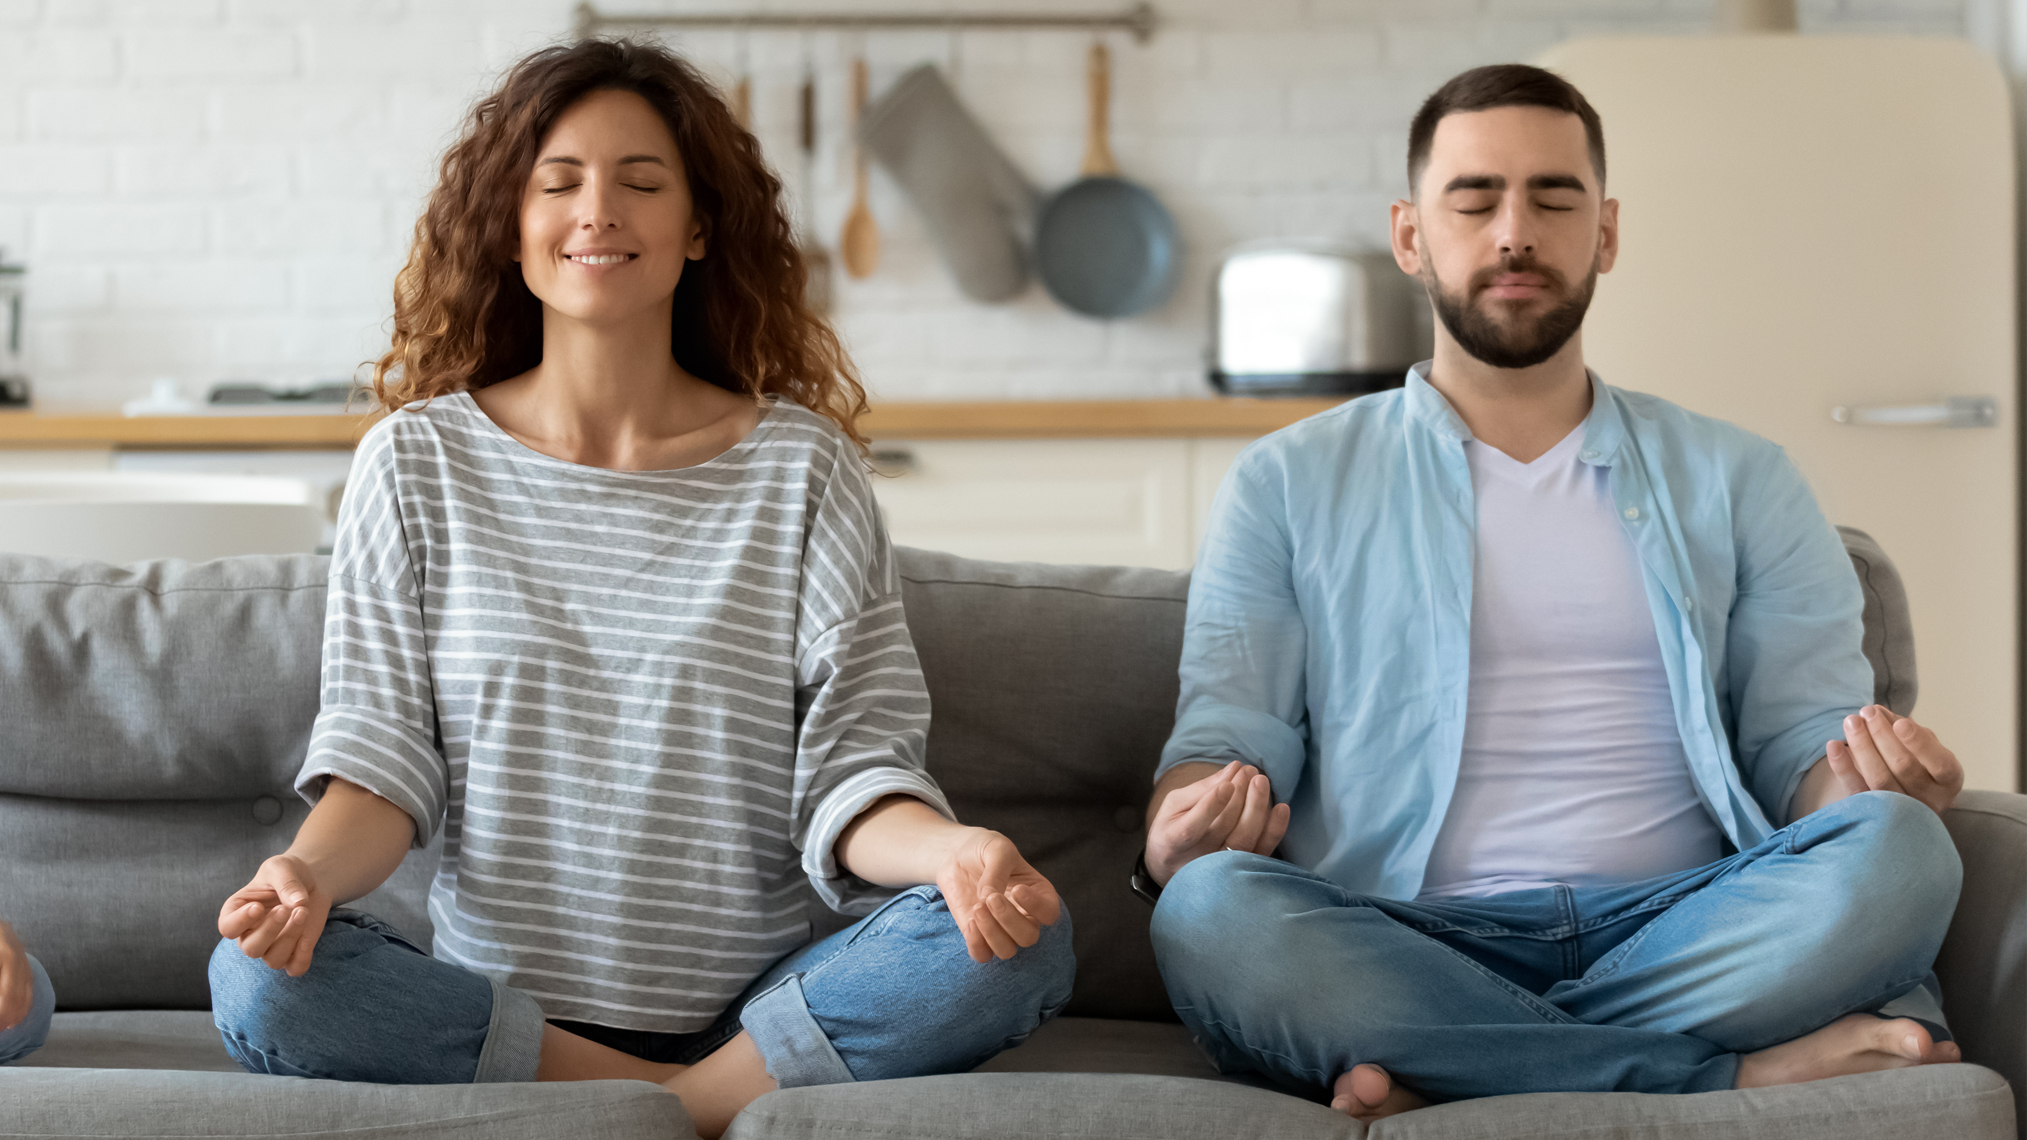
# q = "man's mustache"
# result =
<box><xmin>1468</xmin><ymin>256</ymin><xmax>1569</xmax><ymax>297</ymax></box>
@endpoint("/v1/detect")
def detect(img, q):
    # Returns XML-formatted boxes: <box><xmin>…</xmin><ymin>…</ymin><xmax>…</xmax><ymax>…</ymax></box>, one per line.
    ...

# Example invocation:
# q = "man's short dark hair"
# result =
<box><xmin>1407</xmin><ymin>64</ymin><xmax>1606</xmax><ymax>196</ymax></box>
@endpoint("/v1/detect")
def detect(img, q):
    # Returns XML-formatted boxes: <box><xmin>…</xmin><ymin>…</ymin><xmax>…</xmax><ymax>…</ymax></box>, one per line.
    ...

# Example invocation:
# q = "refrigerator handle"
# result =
<box><xmin>1830</xmin><ymin>396</ymin><xmax>1999</xmax><ymax>428</ymax></box>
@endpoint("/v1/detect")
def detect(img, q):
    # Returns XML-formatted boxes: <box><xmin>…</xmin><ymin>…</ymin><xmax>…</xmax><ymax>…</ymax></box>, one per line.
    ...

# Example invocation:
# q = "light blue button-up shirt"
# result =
<box><xmin>1157</xmin><ymin>364</ymin><xmax>1872</xmax><ymax>900</ymax></box>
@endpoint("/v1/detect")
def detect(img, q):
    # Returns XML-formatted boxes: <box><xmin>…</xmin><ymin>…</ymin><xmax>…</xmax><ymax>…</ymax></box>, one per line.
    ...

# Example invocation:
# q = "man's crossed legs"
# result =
<box><xmin>1152</xmin><ymin>791</ymin><xmax>1962</xmax><ymax>1117</ymax></box>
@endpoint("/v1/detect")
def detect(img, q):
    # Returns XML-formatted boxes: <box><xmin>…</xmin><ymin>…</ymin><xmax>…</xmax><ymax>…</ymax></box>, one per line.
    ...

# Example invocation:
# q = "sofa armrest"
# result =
<box><xmin>1937</xmin><ymin>788</ymin><xmax>2027</xmax><ymax>1131</ymax></box>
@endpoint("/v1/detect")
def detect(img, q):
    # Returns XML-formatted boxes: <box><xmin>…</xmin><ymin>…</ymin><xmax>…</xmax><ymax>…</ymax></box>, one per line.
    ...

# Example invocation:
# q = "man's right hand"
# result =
<box><xmin>218</xmin><ymin>854</ymin><xmax>331</xmax><ymax>978</ymax></box>
<box><xmin>1145</xmin><ymin>760</ymin><xmax>1291</xmax><ymax>888</ymax></box>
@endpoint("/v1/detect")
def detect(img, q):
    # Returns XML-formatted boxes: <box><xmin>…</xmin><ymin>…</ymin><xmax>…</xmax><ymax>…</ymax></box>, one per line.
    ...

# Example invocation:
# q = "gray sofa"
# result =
<box><xmin>0</xmin><ymin>532</ymin><xmax>2021</xmax><ymax>1140</ymax></box>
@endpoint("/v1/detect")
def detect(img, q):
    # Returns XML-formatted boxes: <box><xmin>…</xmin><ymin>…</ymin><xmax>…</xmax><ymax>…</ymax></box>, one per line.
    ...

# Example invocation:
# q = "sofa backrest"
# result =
<box><xmin>0</xmin><ymin>530</ymin><xmax>1916</xmax><ymax>1017</ymax></box>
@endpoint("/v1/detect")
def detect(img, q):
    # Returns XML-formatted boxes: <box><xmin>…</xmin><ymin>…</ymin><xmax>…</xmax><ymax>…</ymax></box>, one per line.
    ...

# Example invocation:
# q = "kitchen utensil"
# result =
<box><xmin>1034</xmin><ymin>42</ymin><xmax>1179</xmax><ymax>319</ymax></box>
<box><xmin>732</xmin><ymin>75</ymin><xmax>751</xmax><ymax>128</ymax></box>
<box><xmin>798</xmin><ymin>71</ymin><xmax>833</xmax><ymax>314</ymax></box>
<box><xmin>840</xmin><ymin>57</ymin><xmax>880</xmax><ymax>279</ymax></box>
<box><xmin>1209</xmin><ymin>240</ymin><xmax>1429</xmax><ymax>396</ymax></box>
<box><xmin>0</xmin><ymin>251</ymin><xmax>24</xmax><ymax>389</ymax></box>
<box><xmin>858</xmin><ymin>64</ymin><xmax>1036</xmax><ymax>302</ymax></box>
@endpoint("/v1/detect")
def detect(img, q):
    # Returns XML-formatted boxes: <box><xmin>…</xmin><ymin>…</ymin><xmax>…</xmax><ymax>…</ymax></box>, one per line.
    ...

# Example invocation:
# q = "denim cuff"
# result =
<box><xmin>739</xmin><ymin>974</ymin><xmax>854</xmax><ymax>1088</ymax></box>
<box><xmin>1874</xmin><ymin>974</ymin><xmax>1952</xmax><ymax>1043</ymax></box>
<box><xmin>473</xmin><ymin>976</ymin><xmax>545</xmax><ymax>1083</ymax></box>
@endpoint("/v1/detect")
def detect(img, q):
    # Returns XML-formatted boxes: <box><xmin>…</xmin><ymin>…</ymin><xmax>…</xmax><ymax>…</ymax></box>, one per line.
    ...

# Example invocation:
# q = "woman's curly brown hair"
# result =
<box><xmin>371</xmin><ymin>38</ymin><xmax>869</xmax><ymax>448</ymax></box>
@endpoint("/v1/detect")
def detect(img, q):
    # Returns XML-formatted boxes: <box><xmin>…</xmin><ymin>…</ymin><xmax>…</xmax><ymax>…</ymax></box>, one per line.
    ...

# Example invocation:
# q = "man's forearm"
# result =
<box><xmin>1146</xmin><ymin>761</ymin><xmax>1224</xmax><ymax>830</ymax></box>
<box><xmin>1784</xmin><ymin>755</ymin><xmax>1846</xmax><ymax>825</ymax></box>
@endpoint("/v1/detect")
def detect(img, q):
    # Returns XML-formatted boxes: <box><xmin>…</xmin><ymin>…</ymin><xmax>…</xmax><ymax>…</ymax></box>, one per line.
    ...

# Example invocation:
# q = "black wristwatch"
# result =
<box><xmin>1130</xmin><ymin>848</ymin><xmax>1163</xmax><ymax>906</ymax></box>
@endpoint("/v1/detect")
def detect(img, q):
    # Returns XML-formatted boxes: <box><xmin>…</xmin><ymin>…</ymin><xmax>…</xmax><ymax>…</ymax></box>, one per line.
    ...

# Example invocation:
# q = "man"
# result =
<box><xmin>1141</xmin><ymin>63</ymin><xmax>1966</xmax><ymax>1121</ymax></box>
<box><xmin>0</xmin><ymin>920</ymin><xmax>52</xmax><ymax>1064</ymax></box>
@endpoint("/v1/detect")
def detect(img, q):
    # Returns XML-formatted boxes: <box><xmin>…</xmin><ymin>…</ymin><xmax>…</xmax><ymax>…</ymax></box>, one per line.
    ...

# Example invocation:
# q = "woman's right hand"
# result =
<box><xmin>218</xmin><ymin>854</ymin><xmax>331</xmax><ymax>978</ymax></box>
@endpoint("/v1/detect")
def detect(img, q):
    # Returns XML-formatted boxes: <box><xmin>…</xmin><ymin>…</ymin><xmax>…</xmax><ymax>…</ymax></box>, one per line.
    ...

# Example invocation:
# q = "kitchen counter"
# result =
<box><xmin>0</xmin><ymin>397</ymin><xmax>1350</xmax><ymax>448</ymax></box>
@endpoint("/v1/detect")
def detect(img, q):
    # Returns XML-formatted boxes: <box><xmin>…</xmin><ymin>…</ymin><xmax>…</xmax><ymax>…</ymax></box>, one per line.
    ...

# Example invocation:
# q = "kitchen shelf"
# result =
<box><xmin>0</xmin><ymin>397</ymin><xmax>1348</xmax><ymax>449</ymax></box>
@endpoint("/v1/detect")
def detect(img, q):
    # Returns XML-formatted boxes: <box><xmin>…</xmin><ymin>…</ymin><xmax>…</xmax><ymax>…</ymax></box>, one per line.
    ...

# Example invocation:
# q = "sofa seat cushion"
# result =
<box><xmin>729</xmin><ymin>1065</ymin><xmax>2012</xmax><ymax>1140</ymax></box>
<box><xmin>0</xmin><ymin>1069</ymin><xmax>692</xmax><ymax>1140</ymax></box>
<box><xmin>15</xmin><ymin>1011</ymin><xmax>239</xmax><ymax>1073</ymax></box>
<box><xmin>972</xmin><ymin>1016</ymin><xmax>1225</xmax><ymax>1079</ymax></box>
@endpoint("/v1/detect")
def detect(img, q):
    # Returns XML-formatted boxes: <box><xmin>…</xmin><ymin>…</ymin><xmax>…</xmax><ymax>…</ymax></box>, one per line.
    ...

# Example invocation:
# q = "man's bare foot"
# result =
<box><xmin>1736</xmin><ymin>1015</ymin><xmax>1962</xmax><ymax>1088</ymax></box>
<box><xmin>1329</xmin><ymin>1063</ymin><xmax>1428</xmax><ymax>1122</ymax></box>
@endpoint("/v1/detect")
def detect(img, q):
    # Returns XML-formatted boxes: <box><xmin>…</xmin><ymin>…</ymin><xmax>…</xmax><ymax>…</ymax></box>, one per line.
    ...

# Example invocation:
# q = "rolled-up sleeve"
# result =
<box><xmin>792</xmin><ymin>451</ymin><xmax>948</xmax><ymax>914</ymax></box>
<box><xmin>1724</xmin><ymin>443</ymin><xmax>1873</xmax><ymax>821</ymax></box>
<box><xmin>294</xmin><ymin>431</ymin><xmax>448</xmax><ymax>846</ymax></box>
<box><xmin>1158</xmin><ymin>447</ymin><xmax>1310</xmax><ymax>799</ymax></box>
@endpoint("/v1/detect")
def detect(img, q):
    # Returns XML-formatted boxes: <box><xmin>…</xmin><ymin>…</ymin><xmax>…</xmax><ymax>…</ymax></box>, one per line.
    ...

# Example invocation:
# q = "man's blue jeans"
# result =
<box><xmin>1152</xmin><ymin>791</ymin><xmax>1960</xmax><ymax>1101</ymax></box>
<box><xmin>0</xmin><ymin>953</ymin><xmax>53</xmax><ymax>1065</ymax></box>
<box><xmin>210</xmin><ymin>886</ymin><xmax>1074</xmax><ymax>1086</ymax></box>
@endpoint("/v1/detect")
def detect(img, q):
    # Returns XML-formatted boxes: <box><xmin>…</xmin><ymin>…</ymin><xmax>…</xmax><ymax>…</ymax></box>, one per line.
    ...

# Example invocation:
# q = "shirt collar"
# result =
<box><xmin>1403</xmin><ymin>361</ymin><xmax>1626</xmax><ymax>467</ymax></box>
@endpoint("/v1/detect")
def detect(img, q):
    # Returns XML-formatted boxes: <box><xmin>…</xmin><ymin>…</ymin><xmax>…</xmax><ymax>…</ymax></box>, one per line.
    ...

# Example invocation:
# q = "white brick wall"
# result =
<box><xmin>0</xmin><ymin>0</ymin><xmax>1978</xmax><ymax>408</ymax></box>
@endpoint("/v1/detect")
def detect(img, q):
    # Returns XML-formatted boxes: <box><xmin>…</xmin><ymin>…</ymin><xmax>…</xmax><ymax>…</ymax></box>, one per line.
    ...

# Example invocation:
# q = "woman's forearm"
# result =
<box><xmin>287</xmin><ymin>778</ymin><xmax>418</xmax><ymax>905</ymax></box>
<box><xmin>835</xmin><ymin>794</ymin><xmax>975</xmax><ymax>887</ymax></box>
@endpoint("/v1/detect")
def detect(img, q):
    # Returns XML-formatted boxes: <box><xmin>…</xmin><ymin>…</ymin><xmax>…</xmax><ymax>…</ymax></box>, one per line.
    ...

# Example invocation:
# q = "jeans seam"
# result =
<box><xmin>1187</xmin><ymin>1009</ymin><xmax>1335</xmax><ymax>1087</ymax></box>
<box><xmin>216</xmin><ymin>1026</ymin><xmax>346</xmax><ymax>1082</ymax></box>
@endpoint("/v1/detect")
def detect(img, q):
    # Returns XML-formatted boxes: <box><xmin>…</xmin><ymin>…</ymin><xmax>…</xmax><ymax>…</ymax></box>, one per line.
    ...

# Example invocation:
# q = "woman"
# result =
<box><xmin>208</xmin><ymin>39</ymin><xmax>1073</xmax><ymax>1137</ymax></box>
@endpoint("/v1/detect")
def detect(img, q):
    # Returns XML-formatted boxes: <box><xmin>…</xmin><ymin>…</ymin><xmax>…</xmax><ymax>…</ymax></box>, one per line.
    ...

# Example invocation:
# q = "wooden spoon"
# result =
<box><xmin>839</xmin><ymin>57</ymin><xmax>880</xmax><ymax>279</ymax></box>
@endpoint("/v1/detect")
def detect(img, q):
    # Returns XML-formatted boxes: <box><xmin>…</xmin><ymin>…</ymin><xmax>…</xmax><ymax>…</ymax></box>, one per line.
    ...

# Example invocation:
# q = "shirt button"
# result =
<box><xmin>1684</xmin><ymin>598</ymin><xmax>1694</xmax><ymax>612</ymax></box>
<box><xmin>1581</xmin><ymin>450</ymin><xmax>1598</xmax><ymax>461</ymax></box>
<box><xmin>1623</xmin><ymin>507</ymin><xmax>1640</xmax><ymax>520</ymax></box>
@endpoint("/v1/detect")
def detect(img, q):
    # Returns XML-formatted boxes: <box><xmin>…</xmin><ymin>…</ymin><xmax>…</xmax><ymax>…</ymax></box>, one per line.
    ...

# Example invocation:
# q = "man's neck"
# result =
<box><xmin>1422</xmin><ymin>331</ymin><xmax>1593</xmax><ymax>464</ymax></box>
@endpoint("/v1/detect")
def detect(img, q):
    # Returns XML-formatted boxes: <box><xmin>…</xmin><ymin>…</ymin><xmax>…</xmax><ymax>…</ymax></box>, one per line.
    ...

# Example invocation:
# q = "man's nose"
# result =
<box><xmin>1492</xmin><ymin>195</ymin><xmax>1536</xmax><ymax>257</ymax></box>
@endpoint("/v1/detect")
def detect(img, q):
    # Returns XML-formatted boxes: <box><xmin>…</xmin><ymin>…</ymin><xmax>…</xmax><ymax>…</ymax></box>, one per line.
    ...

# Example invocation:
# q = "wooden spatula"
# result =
<box><xmin>840</xmin><ymin>57</ymin><xmax>880</xmax><ymax>279</ymax></box>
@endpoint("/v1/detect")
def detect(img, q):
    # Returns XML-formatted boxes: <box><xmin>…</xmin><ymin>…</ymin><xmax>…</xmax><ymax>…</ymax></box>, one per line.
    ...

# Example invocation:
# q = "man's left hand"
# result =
<box><xmin>936</xmin><ymin>830</ymin><xmax>1064</xmax><ymax>964</ymax></box>
<box><xmin>1824</xmin><ymin>704</ymin><xmax>1963</xmax><ymax>816</ymax></box>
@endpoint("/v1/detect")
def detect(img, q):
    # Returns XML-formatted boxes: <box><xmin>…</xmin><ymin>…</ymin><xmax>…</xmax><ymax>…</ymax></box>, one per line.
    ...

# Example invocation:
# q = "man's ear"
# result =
<box><xmin>1390</xmin><ymin>199</ymin><xmax>1422</xmax><ymax>277</ymax></box>
<box><xmin>1595</xmin><ymin>196</ymin><xmax>1620</xmax><ymax>275</ymax></box>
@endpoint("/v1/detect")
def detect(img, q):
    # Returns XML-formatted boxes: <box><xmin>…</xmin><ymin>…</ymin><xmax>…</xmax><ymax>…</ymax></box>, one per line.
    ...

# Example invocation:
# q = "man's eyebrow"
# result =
<box><xmin>1442</xmin><ymin>174</ymin><xmax>1503</xmax><ymax>193</ymax></box>
<box><xmin>536</xmin><ymin>155</ymin><xmax>670</xmax><ymax>168</ymax></box>
<box><xmin>1529</xmin><ymin>173</ymin><xmax>1588</xmax><ymax>192</ymax></box>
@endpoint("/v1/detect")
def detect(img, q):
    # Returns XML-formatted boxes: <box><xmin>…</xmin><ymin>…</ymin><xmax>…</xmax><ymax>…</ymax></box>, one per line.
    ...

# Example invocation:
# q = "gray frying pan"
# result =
<box><xmin>1035</xmin><ymin>42</ymin><xmax>1180</xmax><ymax>319</ymax></box>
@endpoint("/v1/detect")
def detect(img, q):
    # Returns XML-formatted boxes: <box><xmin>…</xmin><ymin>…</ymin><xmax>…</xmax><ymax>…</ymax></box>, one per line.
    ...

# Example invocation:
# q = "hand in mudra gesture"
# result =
<box><xmin>1146</xmin><ymin>761</ymin><xmax>1291</xmax><ymax>888</ymax></box>
<box><xmin>1825</xmin><ymin>704</ymin><xmax>1964</xmax><ymax>816</ymax></box>
<box><xmin>936</xmin><ymin>829</ymin><xmax>1063</xmax><ymax>964</ymax></box>
<box><xmin>218</xmin><ymin>854</ymin><xmax>332</xmax><ymax>978</ymax></box>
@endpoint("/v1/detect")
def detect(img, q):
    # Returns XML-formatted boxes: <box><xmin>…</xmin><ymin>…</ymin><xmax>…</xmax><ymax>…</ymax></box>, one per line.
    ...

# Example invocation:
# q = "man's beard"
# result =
<box><xmin>1424</xmin><ymin>252</ymin><xmax>1598</xmax><ymax>370</ymax></box>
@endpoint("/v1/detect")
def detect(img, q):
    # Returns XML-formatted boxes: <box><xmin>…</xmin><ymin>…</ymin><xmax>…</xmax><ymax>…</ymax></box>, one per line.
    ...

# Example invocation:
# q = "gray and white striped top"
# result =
<box><xmin>297</xmin><ymin>392</ymin><xmax>950</xmax><ymax>1033</ymax></box>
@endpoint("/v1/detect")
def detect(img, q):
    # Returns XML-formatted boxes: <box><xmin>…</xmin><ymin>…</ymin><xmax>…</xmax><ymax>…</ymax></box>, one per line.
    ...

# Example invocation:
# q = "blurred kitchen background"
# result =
<box><xmin>2</xmin><ymin>0</ymin><xmax>2025</xmax><ymax>791</ymax></box>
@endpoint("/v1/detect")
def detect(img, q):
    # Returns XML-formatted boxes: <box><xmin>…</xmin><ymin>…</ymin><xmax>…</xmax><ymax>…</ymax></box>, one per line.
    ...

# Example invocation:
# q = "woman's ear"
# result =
<box><xmin>687</xmin><ymin>214</ymin><xmax>709</xmax><ymax>262</ymax></box>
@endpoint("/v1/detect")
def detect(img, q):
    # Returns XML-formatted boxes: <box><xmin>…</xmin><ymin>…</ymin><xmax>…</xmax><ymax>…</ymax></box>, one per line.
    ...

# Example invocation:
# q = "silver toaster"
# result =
<box><xmin>1209</xmin><ymin>240</ymin><xmax>1430</xmax><ymax>396</ymax></box>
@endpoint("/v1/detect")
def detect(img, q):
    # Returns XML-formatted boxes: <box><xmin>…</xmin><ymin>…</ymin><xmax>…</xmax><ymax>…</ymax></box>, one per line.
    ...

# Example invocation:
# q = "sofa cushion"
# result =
<box><xmin>0</xmin><ymin>554</ymin><xmax>326</xmax><ymax>800</ymax></box>
<box><xmin>15</xmin><ymin>1011</ymin><xmax>239</xmax><ymax>1073</ymax></box>
<box><xmin>0</xmin><ymin>1068</ymin><xmax>693</xmax><ymax>1140</ymax></box>
<box><xmin>724</xmin><ymin>1065</ymin><xmax>2010</xmax><ymax>1140</ymax></box>
<box><xmin>896</xmin><ymin>549</ymin><xmax>1190</xmax><ymax>1022</ymax></box>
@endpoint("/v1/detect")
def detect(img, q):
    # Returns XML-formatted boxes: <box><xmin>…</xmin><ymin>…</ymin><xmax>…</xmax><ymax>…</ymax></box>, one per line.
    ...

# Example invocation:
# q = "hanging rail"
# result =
<box><xmin>573</xmin><ymin>2</ymin><xmax>1159</xmax><ymax>44</ymax></box>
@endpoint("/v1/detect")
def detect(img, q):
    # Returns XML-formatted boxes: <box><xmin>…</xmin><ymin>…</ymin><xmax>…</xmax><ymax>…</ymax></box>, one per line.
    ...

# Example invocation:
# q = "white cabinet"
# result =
<box><xmin>866</xmin><ymin>437</ymin><xmax>1258</xmax><ymax>571</ymax></box>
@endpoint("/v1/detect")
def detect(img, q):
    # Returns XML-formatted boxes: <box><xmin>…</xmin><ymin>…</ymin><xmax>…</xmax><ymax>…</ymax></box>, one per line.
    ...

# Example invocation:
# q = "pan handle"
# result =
<box><xmin>1081</xmin><ymin>42</ymin><xmax>1119</xmax><ymax>177</ymax></box>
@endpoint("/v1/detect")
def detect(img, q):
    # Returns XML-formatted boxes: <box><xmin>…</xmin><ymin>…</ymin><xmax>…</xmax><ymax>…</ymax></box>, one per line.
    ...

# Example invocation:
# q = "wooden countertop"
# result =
<box><xmin>0</xmin><ymin>397</ymin><xmax>1349</xmax><ymax>448</ymax></box>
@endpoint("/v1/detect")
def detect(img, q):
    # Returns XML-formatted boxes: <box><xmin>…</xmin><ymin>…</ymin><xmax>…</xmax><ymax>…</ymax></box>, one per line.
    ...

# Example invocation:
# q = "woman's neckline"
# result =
<box><xmin>448</xmin><ymin>389</ymin><xmax>781</xmax><ymax>476</ymax></box>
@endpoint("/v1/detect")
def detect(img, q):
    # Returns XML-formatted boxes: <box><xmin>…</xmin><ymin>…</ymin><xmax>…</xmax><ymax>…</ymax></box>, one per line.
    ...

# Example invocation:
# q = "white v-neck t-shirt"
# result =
<box><xmin>1417</xmin><ymin>425</ymin><xmax>1729</xmax><ymax>899</ymax></box>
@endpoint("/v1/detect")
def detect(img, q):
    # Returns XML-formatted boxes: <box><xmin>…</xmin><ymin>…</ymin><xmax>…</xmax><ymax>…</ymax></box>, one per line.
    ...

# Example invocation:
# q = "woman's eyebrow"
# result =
<box><xmin>535</xmin><ymin>155</ymin><xmax>670</xmax><ymax>168</ymax></box>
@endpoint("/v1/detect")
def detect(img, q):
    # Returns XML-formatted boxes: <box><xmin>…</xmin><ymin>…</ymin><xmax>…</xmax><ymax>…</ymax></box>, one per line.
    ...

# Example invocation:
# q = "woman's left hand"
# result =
<box><xmin>936</xmin><ymin>829</ymin><xmax>1063</xmax><ymax>963</ymax></box>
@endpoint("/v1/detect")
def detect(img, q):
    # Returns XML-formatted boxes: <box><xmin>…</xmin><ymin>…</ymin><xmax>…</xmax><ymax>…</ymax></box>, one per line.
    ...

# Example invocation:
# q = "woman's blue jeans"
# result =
<box><xmin>1152</xmin><ymin>791</ymin><xmax>1960</xmax><ymax>1102</ymax></box>
<box><xmin>209</xmin><ymin>886</ymin><xmax>1074</xmax><ymax>1086</ymax></box>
